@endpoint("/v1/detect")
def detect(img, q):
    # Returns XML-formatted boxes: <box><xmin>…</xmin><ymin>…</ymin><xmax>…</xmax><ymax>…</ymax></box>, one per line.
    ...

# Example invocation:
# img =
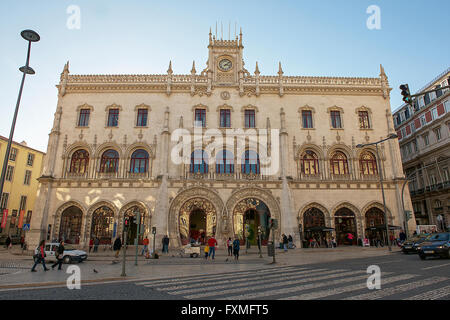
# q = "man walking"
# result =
<box><xmin>113</xmin><ymin>237</ymin><xmax>122</xmax><ymax>258</ymax></box>
<box><xmin>51</xmin><ymin>240</ymin><xmax>65</xmax><ymax>270</ymax></box>
<box><xmin>142</xmin><ymin>236</ymin><xmax>149</xmax><ymax>255</ymax></box>
<box><xmin>282</xmin><ymin>234</ymin><xmax>288</xmax><ymax>252</ymax></box>
<box><xmin>31</xmin><ymin>240</ymin><xmax>49</xmax><ymax>272</ymax></box>
<box><xmin>207</xmin><ymin>235</ymin><xmax>218</xmax><ymax>260</ymax></box>
<box><xmin>93</xmin><ymin>237</ymin><xmax>100</xmax><ymax>253</ymax></box>
<box><xmin>232</xmin><ymin>237</ymin><xmax>240</xmax><ymax>261</ymax></box>
<box><xmin>162</xmin><ymin>235</ymin><xmax>170</xmax><ymax>253</ymax></box>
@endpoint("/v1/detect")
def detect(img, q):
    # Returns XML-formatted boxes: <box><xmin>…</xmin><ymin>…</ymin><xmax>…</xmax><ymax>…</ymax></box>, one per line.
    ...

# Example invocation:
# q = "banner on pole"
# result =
<box><xmin>1</xmin><ymin>209</ymin><xmax>8</xmax><ymax>229</ymax></box>
<box><xmin>18</xmin><ymin>210</ymin><xmax>25</xmax><ymax>229</ymax></box>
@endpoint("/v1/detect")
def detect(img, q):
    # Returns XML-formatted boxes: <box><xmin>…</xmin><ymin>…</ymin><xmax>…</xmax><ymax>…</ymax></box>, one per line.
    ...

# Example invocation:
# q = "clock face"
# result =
<box><xmin>219</xmin><ymin>59</ymin><xmax>232</xmax><ymax>71</ymax></box>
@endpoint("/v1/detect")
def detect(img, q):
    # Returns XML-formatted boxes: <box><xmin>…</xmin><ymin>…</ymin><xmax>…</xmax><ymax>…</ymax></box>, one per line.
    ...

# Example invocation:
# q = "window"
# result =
<box><xmin>411</xmin><ymin>121</ymin><xmax>416</xmax><ymax>133</ymax></box>
<box><xmin>424</xmin><ymin>93</ymin><xmax>430</xmax><ymax>105</ymax></box>
<box><xmin>69</xmin><ymin>150</ymin><xmax>89</xmax><ymax>174</ymax></box>
<box><xmin>430</xmin><ymin>91</ymin><xmax>437</xmax><ymax>101</ymax></box>
<box><xmin>443</xmin><ymin>168</ymin><xmax>449</xmax><ymax>182</ymax></box>
<box><xmin>130</xmin><ymin>149</ymin><xmax>149</xmax><ymax>173</ymax></box>
<box><xmin>302</xmin><ymin>111</ymin><xmax>313</xmax><ymax>129</ymax></box>
<box><xmin>412</xmin><ymin>139</ymin><xmax>418</xmax><ymax>152</ymax></box>
<box><xmin>358</xmin><ymin>111</ymin><xmax>370</xmax><ymax>129</ymax></box>
<box><xmin>0</xmin><ymin>193</ymin><xmax>9</xmax><ymax>209</ymax></box>
<box><xmin>107</xmin><ymin>109</ymin><xmax>119</xmax><ymax>127</ymax></box>
<box><xmin>418</xmin><ymin>96</ymin><xmax>425</xmax><ymax>108</ymax></box>
<box><xmin>300</xmin><ymin>150</ymin><xmax>319</xmax><ymax>175</ymax></box>
<box><xmin>194</xmin><ymin>108</ymin><xmax>206</xmax><ymax>127</ymax></box>
<box><xmin>220</xmin><ymin>109</ymin><xmax>231</xmax><ymax>128</ymax></box>
<box><xmin>420</xmin><ymin>114</ymin><xmax>426</xmax><ymax>126</ymax></box>
<box><xmin>24</xmin><ymin>170</ymin><xmax>32</xmax><ymax>185</ymax></box>
<box><xmin>241</xmin><ymin>150</ymin><xmax>260</xmax><ymax>174</ymax></box>
<box><xmin>360</xmin><ymin>151</ymin><xmax>378</xmax><ymax>175</ymax></box>
<box><xmin>27</xmin><ymin>153</ymin><xmax>34</xmax><ymax>166</ymax></box>
<box><xmin>404</xmin><ymin>108</ymin><xmax>410</xmax><ymax>120</ymax></box>
<box><xmin>216</xmin><ymin>150</ymin><xmax>234</xmax><ymax>173</ymax></box>
<box><xmin>100</xmin><ymin>150</ymin><xmax>119</xmax><ymax>173</ymax></box>
<box><xmin>330</xmin><ymin>111</ymin><xmax>342</xmax><ymax>128</ymax></box>
<box><xmin>245</xmin><ymin>110</ymin><xmax>256</xmax><ymax>128</ymax></box>
<box><xmin>406</xmin><ymin>143</ymin><xmax>412</xmax><ymax>154</ymax></box>
<box><xmin>445</xmin><ymin>100</ymin><xmax>450</xmax><ymax>113</ymax></box>
<box><xmin>431</xmin><ymin>107</ymin><xmax>438</xmax><ymax>120</ymax></box>
<box><xmin>436</xmin><ymin>85</ymin><xmax>443</xmax><ymax>98</ymax></box>
<box><xmin>5</xmin><ymin>166</ymin><xmax>14</xmax><ymax>181</ymax></box>
<box><xmin>434</xmin><ymin>127</ymin><xmax>441</xmax><ymax>141</ymax></box>
<box><xmin>136</xmin><ymin>109</ymin><xmax>148</xmax><ymax>127</ymax></box>
<box><xmin>78</xmin><ymin>109</ymin><xmax>90</xmax><ymax>127</ymax></box>
<box><xmin>9</xmin><ymin>148</ymin><xmax>17</xmax><ymax>161</ymax></box>
<box><xmin>423</xmin><ymin>133</ymin><xmax>429</xmax><ymax>146</ymax></box>
<box><xmin>330</xmin><ymin>151</ymin><xmax>348</xmax><ymax>175</ymax></box>
<box><xmin>190</xmin><ymin>150</ymin><xmax>208</xmax><ymax>174</ymax></box>
<box><xmin>19</xmin><ymin>196</ymin><xmax>27</xmax><ymax>211</ymax></box>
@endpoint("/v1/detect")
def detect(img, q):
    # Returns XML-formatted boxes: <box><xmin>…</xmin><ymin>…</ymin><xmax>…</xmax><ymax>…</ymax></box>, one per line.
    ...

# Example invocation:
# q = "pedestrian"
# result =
<box><xmin>31</xmin><ymin>240</ymin><xmax>49</xmax><ymax>272</ymax></box>
<box><xmin>162</xmin><ymin>235</ymin><xmax>170</xmax><ymax>253</ymax></box>
<box><xmin>89</xmin><ymin>238</ymin><xmax>94</xmax><ymax>253</ymax></box>
<box><xmin>5</xmin><ymin>235</ymin><xmax>11</xmax><ymax>249</ymax></box>
<box><xmin>204</xmin><ymin>244</ymin><xmax>209</xmax><ymax>259</ymax></box>
<box><xmin>20</xmin><ymin>236</ymin><xmax>25</xmax><ymax>249</ymax></box>
<box><xmin>257</xmin><ymin>233</ymin><xmax>261</xmax><ymax>252</ymax></box>
<box><xmin>93</xmin><ymin>237</ymin><xmax>100</xmax><ymax>253</ymax></box>
<box><xmin>142</xmin><ymin>236</ymin><xmax>149</xmax><ymax>255</ymax></box>
<box><xmin>288</xmin><ymin>234</ymin><xmax>293</xmax><ymax>249</ymax></box>
<box><xmin>331</xmin><ymin>236</ymin><xmax>337</xmax><ymax>248</ymax></box>
<box><xmin>399</xmin><ymin>230</ymin><xmax>406</xmax><ymax>242</ymax></box>
<box><xmin>207</xmin><ymin>235</ymin><xmax>218</xmax><ymax>259</ymax></box>
<box><xmin>227</xmin><ymin>237</ymin><xmax>233</xmax><ymax>256</ymax></box>
<box><xmin>51</xmin><ymin>240</ymin><xmax>65</xmax><ymax>270</ymax></box>
<box><xmin>113</xmin><ymin>237</ymin><xmax>122</xmax><ymax>258</ymax></box>
<box><xmin>282</xmin><ymin>234</ymin><xmax>288</xmax><ymax>252</ymax></box>
<box><xmin>347</xmin><ymin>232</ymin><xmax>354</xmax><ymax>245</ymax></box>
<box><xmin>233</xmin><ymin>237</ymin><xmax>240</xmax><ymax>261</ymax></box>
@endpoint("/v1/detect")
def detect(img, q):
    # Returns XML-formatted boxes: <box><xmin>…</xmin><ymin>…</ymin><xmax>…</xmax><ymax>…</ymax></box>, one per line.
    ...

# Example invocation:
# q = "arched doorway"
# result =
<box><xmin>303</xmin><ymin>207</ymin><xmax>327</xmax><ymax>247</ymax></box>
<box><xmin>334</xmin><ymin>207</ymin><xmax>357</xmax><ymax>245</ymax></box>
<box><xmin>233</xmin><ymin>198</ymin><xmax>271</xmax><ymax>245</ymax></box>
<box><xmin>59</xmin><ymin>206</ymin><xmax>83</xmax><ymax>244</ymax></box>
<box><xmin>90</xmin><ymin>206</ymin><xmax>115</xmax><ymax>245</ymax></box>
<box><xmin>365</xmin><ymin>207</ymin><xmax>386</xmax><ymax>246</ymax></box>
<box><xmin>179</xmin><ymin>198</ymin><xmax>217</xmax><ymax>245</ymax></box>
<box><xmin>124</xmin><ymin>205</ymin><xmax>145</xmax><ymax>245</ymax></box>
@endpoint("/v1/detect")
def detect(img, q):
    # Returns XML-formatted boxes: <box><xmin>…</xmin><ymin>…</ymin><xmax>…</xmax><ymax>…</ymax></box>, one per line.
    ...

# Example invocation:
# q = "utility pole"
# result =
<box><xmin>121</xmin><ymin>227</ymin><xmax>127</xmax><ymax>277</ymax></box>
<box><xmin>134</xmin><ymin>211</ymin><xmax>140</xmax><ymax>266</ymax></box>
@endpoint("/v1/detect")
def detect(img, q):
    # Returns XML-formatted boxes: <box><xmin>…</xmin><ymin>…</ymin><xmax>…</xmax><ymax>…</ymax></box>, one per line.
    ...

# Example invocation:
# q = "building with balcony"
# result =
<box><xmin>0</xmin><ymin>136</ymin><xmax>45</xmax><ymax>239</ymax></box>
<box><xmin>393</xmin><ymin>68</ymin><xmax>450</xmax><ymax>231</ymax></box>
<box><xmin>27</xmin><ymin>30</ymin><xmax>415</xmax><ymax>249</ymax></box>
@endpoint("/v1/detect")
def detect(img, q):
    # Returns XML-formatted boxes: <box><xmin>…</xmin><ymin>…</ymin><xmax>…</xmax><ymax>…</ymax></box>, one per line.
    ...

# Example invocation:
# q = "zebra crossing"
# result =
<box><xmin>135</xmin><ymin>265</ymin><xmax>450</xmax><ymax>300</ymax></box>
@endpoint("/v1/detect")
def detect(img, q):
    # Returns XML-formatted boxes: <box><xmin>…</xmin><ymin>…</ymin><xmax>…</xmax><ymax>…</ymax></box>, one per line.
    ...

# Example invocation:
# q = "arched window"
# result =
<box><xmin>216</xmin><ymin>150</ymin><xmax>234</xmax><ymax>174</ymax></box>
<box><xmin>130</xmin><ymin>149</ymin><xmax>149</xmax><ymax>173</ymax></box>
<box><xmin>70</xmin><ymin>150</ymin><xmax>89</xmax><ymax>174</ymax></box>
<box><xmin>90</xmin><ymin>206</ymin><xmax>114</xmax><ymax>244</ymax></box>
<box><xmin>190</xmin><ymin>150</ymin><xmax>208</xmax><ymax>173</ymax></box>
<box><xmin>303</xmin><ymin>207</ymin><xmax>325</xmax><ymax>229</ymax></box>
<box><xmin>300</xmin><ymin>150</ymin><xmax>319</xmax><ymax>175</ymax></box>
<box><xmin>59</xmin><ymin>206</ymin><xmax>83</xmax><ymax>244</ymax></box>
<box><xmin>360</xmin><ymin>151</ymin><xmax>378</xmax><ymax>175</ymax></box>
<box><xmin>242</xmin><ymin>150</ymin><xmax>260</xmax><ymax>174</ymax></box>
<box><xmin>330</xmin><ymin>151</ymin><xmax>349</xmax><ymax>175</ymax></box>
<box><xmin>365</xmin><ymin>207</ymin><xmax>385</xmax><ymax>227</ymax></box>
<box><xmin>100</xmin><ymin>149</ymin><xmax>119</xmax><ymax>173</ymax></box>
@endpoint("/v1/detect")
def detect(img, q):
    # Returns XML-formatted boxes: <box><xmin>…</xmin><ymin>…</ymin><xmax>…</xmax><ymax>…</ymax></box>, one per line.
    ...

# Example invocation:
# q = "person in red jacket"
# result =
<box><xmin>207</xmin><ymin>236</ymin><xmax>218</xmax><ymax>260</ymax></box>
<box><xmin>31</xmin><ymin>240</ymin><xmax>49</xmax><ymax>272</ymax></box>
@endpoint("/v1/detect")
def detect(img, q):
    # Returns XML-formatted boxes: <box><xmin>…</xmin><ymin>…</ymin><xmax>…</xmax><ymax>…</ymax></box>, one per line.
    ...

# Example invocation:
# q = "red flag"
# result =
<box><xmin>18</xmin><ymin>210</ymin><xmax>25</xmax><ymax>229</ymax></box>
<box><xmin>1</xmin><ymin>210</ymin><xmax>8</xmax><ymax>229</ymax></box>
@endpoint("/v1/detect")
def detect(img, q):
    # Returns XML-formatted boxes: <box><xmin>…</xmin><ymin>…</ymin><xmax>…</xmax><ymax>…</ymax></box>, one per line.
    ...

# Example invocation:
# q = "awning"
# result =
<box><xmin>304</xmin><ymin>226</ymin><xmax>335</xmax><ymax>232</ymax></box>
<box><xmin>366</xmin><ymin>225</ymin><xmax>402</xmax><ymax>231</ymax></box>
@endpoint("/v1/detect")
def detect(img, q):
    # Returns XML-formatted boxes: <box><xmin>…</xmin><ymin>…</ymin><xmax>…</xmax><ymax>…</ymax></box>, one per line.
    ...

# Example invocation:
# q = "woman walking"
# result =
<box><xmin>31</xmin><ymin>240</ymin><xmax>49</xmax><ymax>272</ymax></box>
<box><xmin>232</xmin><ymin>237</ymin><xmax>240</xmax><ymax>261</ymax></box>
<box><xmin>227</xmin><ymin>237</ymin><xmax>233</xmax><ymax>256</ymax></box>
<box><xmin>51</xmin><ymin>241</ymin><xmax>65</xmax><ymax>270</ymax></box>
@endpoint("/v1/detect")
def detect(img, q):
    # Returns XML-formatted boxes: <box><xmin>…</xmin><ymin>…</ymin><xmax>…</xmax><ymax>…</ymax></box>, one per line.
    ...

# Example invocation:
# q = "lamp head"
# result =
<box><xmin>21</xmin><ymin>30</ymin><xmax>40</xmax><ymax>42</ymax></box>
<box><xmin>388</xmin><ymin>133</ymin><xmax>398</xmax><ymax>140</ymax></box>
<box><xmin>356</xmin><ymin>144</ymin><xmax>364</xmax><ymax>148</ymax></box>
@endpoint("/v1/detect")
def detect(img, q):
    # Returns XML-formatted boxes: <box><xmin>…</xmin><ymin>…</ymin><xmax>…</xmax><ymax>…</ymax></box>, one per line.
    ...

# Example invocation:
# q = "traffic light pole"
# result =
<box><xmin>121</xmin><ymin>227</ymin><xmax>127</xmax><ymax>277</ymax></box>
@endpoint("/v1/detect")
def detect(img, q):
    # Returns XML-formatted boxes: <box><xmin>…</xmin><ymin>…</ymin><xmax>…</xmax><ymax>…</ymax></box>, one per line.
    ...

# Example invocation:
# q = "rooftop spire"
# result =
<box><xmin>191</xmin><ymin>60</ymin><xmax>196</xmax><ymax>74</ymax></box>
<box><xmin>255</xmin><ymin>61</ymin><xmax>260</xmax><ymax>75</ymax></box>
<box><xmin>239</xmin><ymin>27</ymin><xmax>243</xmax><ymax>46</ymax></box>
<box><xmin>278</xmin><ymin>61</ymin><xmax>283</xmax><ymax>76</ymax></box>
<box><xmin>167</xmin><ymin>60</ymin><xmax>173</xmax><ymax>75</ymax></box>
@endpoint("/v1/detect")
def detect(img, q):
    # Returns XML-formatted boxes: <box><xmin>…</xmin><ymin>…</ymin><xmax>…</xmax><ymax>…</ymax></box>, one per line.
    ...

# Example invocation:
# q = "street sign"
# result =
<box><xmin>152</xmin><ymin>227</ymin><xmax>156</xmax><ymax>234</ymax></box>
<box><xmin>22</xmin><ymin>223</ymin><xmax>30</xmax><ymax>231</ymax></box>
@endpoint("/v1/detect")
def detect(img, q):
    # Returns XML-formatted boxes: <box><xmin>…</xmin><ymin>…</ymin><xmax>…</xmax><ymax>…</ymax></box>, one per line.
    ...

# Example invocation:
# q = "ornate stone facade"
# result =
<box><xmin>27</xmin><ymin>30</ymin><xmax>416</xmax><ymax>249</ymax></box>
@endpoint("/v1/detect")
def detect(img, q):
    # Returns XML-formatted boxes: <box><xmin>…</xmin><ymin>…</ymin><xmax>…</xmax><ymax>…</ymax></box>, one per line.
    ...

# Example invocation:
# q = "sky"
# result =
<box><xmin>0</xmin><ymin>0</ymin><xmax>449</xmax><ymax>152</ymax></box>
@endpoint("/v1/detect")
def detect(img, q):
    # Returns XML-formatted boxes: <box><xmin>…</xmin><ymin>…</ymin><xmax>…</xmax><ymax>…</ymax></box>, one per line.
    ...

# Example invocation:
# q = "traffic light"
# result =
<box><xmin>405</xmin><ymin>210</ymin><xmax>412</xmax><ymax>222</ymax></box>
<box><xmin>400</xmin><ymin>84</ymin><xmax>411</xmax><ymax>104</ymax></box>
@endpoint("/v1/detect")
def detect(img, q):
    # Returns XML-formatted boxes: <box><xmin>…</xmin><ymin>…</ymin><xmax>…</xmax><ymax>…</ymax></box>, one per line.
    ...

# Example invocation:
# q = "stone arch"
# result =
<box><xmin>331</xmin><ymin>202</ymin><xmax>362</xmax><ymax>242</ymax></box>
<box><xmin>361</xmin><ymin>201</ymin><xmax>394</xmax><ymax>229</ymax></box>
<box><xmin>53</xmin><ymin>200</ymin><xmax>86</xmax><ymax>244</ymax></box>
<box><xmin>168</xmin><ymin>187</ymin><xmax>224</xmax><ymax>247</ymax></box>
<box><xmin>226</xmin><ymin>187</ymin><xmax>281</xmax><ymax>240</ymax></box>
<box><xmin>298</xmin><ymin>202</ymin><xmax>331</xmax><ymax>224</ymax></box>
<box><xmin>94</xmin><ymin>141</ymin><xmax>123</xmax><ymax>159</ymax></box>
<box><xmin>125</xmin><ymin>142</ymin><xmax>155</xmax><ymax>160</ymax></box>
<box><xmin>83</xmin><ymin>200</ymin><xmax>118</xmax><ymax>244</ymax></box>
<box><xmin>327</xmin><ymin>143</ymin><xmax>353</xmax><ymax>161</ymax></box>
<box><xmin>296</xmin><ymin>143</ymin><xmax>324</xmax><ymax>160</ymax></box>
<box><xmin>117</xmin><ymin>201</ymin><xmax>151</xmax><ymax>236</ymax></box>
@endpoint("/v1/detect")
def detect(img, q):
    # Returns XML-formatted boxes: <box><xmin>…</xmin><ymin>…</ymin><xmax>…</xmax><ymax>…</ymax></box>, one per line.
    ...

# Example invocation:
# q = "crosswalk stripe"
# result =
<box><xmin>228</xmin><ymin>272</ymin><xmax>392</xmax><ymax>300</ymax></box>
<box><xmin>135</xmin><ymin>266</ymin><xmax>301</xmax><ymax>286</ymax></box>
<box><xmin>156</xmin><ymin>268</ymin><xmax>329</xmax><ymax>291</ymax></box>
<box><xmin>182</xmin><ymin>269</ymin><xmax>360</xmax><ymax>299</ymax></box>
<box><xmin>403</xmin><ymin>285</ymin><xmax>450</xmax><ymax>300</ymax></box>
<box><xmin>344</xmin><ymin>277</ymin><xmax>449</xmax><ymax>300</ymax></box>
<box><xmin>282</xmin><ymin>274</ymin><xmax>416</xmax><ymax>300</ymax></box>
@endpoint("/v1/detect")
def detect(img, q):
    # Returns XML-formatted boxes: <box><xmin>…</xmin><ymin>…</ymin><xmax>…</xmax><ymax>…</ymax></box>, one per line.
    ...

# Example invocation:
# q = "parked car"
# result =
<box><xmin>34</xmin><ymin>243</ymin><xmax>88</xmax><ymax>264</ymax></box>
<box><xmin>417</xmin><ymin>232</ymin><xmax>450</xmax><ymax>260</ymax></box>
<box><xmin>0</xmin><ymin>235</ymin><xmax>21</xmax><ymax>245</ymax></box>
<box><xmin>401</xmin><ymin>234</ymin><xmax>431</xmax><ymax>254</ymax></box>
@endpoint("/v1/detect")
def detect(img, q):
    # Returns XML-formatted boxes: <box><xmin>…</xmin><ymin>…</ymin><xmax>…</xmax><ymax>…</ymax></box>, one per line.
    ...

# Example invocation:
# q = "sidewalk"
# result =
<box><xmin>0</xmin><ymin>245</ymin><xmax>400</xmax><ymax>289</ymax></box>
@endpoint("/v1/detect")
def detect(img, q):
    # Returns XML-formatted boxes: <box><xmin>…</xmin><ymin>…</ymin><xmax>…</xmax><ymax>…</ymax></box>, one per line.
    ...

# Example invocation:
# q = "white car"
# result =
<box><xmin>34</xmin><ymin>243</ymin><xmax>88</xmax><ymax>264</ymax></box>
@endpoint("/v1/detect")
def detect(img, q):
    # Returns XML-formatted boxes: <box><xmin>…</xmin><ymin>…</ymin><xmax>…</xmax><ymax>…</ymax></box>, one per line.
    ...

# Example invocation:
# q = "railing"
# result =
<box><xmin>66</xmin><ymin>172</ymin><xmax>88</xmax><ymax>179</ymax></box>
<box><xmin>127</xmin><ymin>172</ymin><xmax>149</xmax><ymax>179</ymax></box>
<box><xmin>330</xmin><ymin>174</ymin><xmax>352</xmax><ymax>181</ymax></box>
<box><xmin>183</xmin><ymin>171</ymin><xmax>272</xmax><ymax>181</ymax></box>
<box><xmin>97</xmin><ymin>172</ymin><xmax>118</xmax><ymax>179</ymax></box>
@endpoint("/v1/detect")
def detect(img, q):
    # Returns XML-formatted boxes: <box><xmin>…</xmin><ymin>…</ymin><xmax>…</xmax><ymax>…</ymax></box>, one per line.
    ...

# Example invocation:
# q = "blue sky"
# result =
<box><xmin>0</xmin><ymin>0</ymin><xmax>449</xmax><ymax>151</ymax></box>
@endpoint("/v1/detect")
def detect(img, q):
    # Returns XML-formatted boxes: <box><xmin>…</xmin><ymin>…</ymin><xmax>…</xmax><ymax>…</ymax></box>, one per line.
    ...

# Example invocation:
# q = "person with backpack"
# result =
<box><xmin>232</xmin><ymin>237</ymin><xmax>240</xmax><ymax>261</ymax></box>
<box><xmin>31</xmin><ymin>240</ymin><xmax>49</xmax><ymax>272</ymax></box>
<box><xmin>51</xmin><ymin>240</ymin><xmax>65</xmax><ymax>270</ymax></box>
<box><xmin>227</xmin><ymin>237</ymin><xmax>233</xmax><ymax>256</ymax></box>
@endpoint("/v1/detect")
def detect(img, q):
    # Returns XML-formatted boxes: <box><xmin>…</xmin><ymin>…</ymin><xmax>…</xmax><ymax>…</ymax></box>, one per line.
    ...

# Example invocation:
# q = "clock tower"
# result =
<box><xmin>204</xmin><ymin>28</ymin><xmax>249</xmax><ymax>87</ymax></box>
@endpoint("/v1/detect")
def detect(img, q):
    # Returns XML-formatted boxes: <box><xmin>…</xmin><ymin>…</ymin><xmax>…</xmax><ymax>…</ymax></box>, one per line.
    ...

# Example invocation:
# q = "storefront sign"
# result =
<box><xmin>1</xmin><ymin>210</ymin><xmax>8</xmax><ymax>229</ymax></box>
<box><xmin>18</xmin><ymin>210</ymin><xmax>25</xmax><ymax>229</ymax></box>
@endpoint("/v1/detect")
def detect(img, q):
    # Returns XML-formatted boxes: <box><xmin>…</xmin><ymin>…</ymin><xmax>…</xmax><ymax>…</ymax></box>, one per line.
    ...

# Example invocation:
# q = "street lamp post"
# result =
<box><xmin>257</xmin><ymin>226</ymin><xmax>262</xmax><ymax>258</ymax></box>
<box><xmin>356</xmin><ymin>133</ymin><xmax>398</xmax><ymax>252</ymax></box>
<box><xmin>0</xmin><ymin>30</ymin><xmax>40</xmax><ymax>213</ymax></box>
